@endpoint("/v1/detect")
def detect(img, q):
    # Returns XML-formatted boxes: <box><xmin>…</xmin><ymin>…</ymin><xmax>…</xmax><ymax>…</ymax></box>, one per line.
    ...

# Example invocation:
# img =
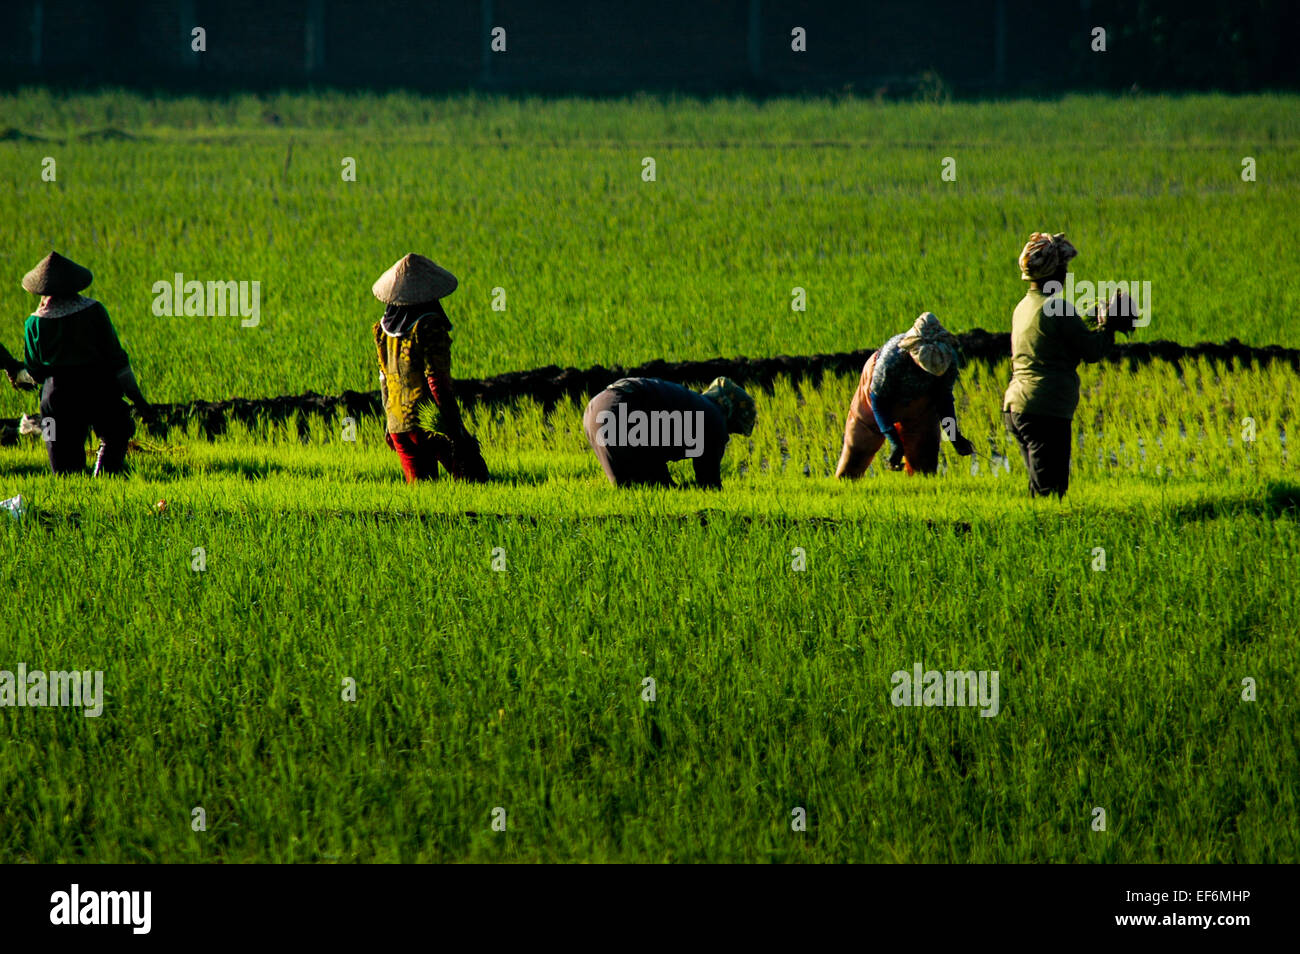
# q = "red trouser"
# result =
<box><xmin>385</xmin><ymin>430</ymin><xmax>458</xmax><ymax>483</ymax></box>
<box><xmin>835</xmin><ymin>352</ymin><xmax>943</xmax><ymax>477</ymax></box>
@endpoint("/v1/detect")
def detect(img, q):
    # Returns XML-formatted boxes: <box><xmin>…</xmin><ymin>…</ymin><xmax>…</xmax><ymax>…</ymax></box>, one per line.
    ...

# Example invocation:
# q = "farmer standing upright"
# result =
<box><xmin>20</xmin><ymin>251</ymin><xmax>152</xmax><ymax>476</ymax></box>
<box><xmin>371</xmin><ymin>253</ymin><xmax>488</xmax><ymax>483</ymax></box>
<box><xmin>836</xmin><ymin>312</ymin><xmax>974</xmax><ymax>478</ymax></box>
<box><xmin>1002</xmin><ymin>232</ymin><xmax>1135</xmax><ymax>498</ymax></box>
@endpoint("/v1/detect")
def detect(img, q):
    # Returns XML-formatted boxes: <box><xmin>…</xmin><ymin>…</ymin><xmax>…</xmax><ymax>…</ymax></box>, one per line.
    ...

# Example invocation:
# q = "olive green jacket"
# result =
<box><xmin>1003</xmin><ymin>288</ymin><xmax>1114</xmax><ymax>419</ymax></box>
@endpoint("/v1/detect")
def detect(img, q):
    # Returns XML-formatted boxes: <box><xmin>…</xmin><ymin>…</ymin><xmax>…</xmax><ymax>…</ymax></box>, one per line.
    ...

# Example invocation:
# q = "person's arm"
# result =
<box><xmin>869</xmin><ymin>370</ymin><xmax>901</xmax><ymax>444</ymax></box>
<box><xmin>932</xmin><ymin>368</ymin><xmax>973</xmax><ymax>455</ymax></box>
<box><xmin>420</xmin><ymin>324</ymin><xmax>463</xmax><ymax>432</ymax></box>
<box><xmin>867</xmin><ymin>347</ymin><xmax>906</xmax><ymax>455</ymax></box>
<box><xmin>937</xmin><ymin>386</ymin><xmax>975</xmax><ymax>455</ymax></box>
<box><xmin>94</xmin><ymin>305</ymin><xmax>132</xmax><ymax>374</ymax></box>
<box><xmin>22</xmin><ymin>316</ymin><xmax>50</xmax><ymax>383</ymax></box>
<box><xmin>91</xmin><ymin>305</ymin><xmax>150</xmax><ymax>409</ymax></box>
<box><xmin>1</xmin><ymin>343</ymin><xmax>34</xmax><ymax>390</ymax></box>
<box><xmin>1054</xmin><ymin>302</ymin><xmax>1115</xmax><ymax>364</ymax></box>
<box><xmin>869</xmin><ymin>383</ymin><xmax>905</xmax><ymax>467</ymax></box>
<box><xmin>692</xmin><ymin>447</ymin><xmax>724</xmax><ymax>490</ymax></box>
<box><xmin>115</xmin><ymin>366</ymin><xmax>148</xmax><ymax>406</ymax></box>
<box><xmin>935</xmin><ymin>385</ymin><xmax>958</xmax><ymax>434</ymax></box>
<box><xmin>691</xmin><ymin>401</ymin><xmax>731</xmax><ymax>489</ymax></box>
<box><xmin>373</xmin><ymin>324</ymin><xmax>390</xmax><ymax>431</ymax></box>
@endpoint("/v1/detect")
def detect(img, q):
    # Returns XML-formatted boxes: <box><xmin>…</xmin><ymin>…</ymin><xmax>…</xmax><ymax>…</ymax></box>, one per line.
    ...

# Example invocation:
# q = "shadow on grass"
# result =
<box><xmin>1171</xmin><ymin>481</ymin><xmax>1300</xmax><ymax>521</ymax></box>
<box><xmin>198</xmin><ymin>460</ymin><xmax>578</xmax><ymax>486</ymax></box>
<box><xmin>477</xmin><ymin>466</ymin><xmax>578</xmax><ymax>487</ymax></box>
<box><xmin>0</xmin><ymin>461</ymin><xmax>53</xmax><ymax>478</ymax></box>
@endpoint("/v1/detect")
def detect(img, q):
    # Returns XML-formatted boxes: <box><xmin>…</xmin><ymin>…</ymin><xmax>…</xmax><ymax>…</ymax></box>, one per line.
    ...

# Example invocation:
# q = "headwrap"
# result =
<box><xmin>1018</xmin><ymin>232</ymin><xmax>1078</xmax><ymax>282</ymax></box>
<box><xmin>897</xmin><ymin>312</ymin><xmax>960</xmax><ymax>377</ymax></box>
<box><xmin>701</xmin><ymin>376</ymin><xmax>756</xmax><ymax>436</ymax></box>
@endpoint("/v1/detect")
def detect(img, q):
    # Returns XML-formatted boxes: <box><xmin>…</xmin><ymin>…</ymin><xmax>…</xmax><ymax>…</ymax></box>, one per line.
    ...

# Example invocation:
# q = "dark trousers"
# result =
<box><xmin>40</xmin><ymin>376</ymin><xmax>135</xmax><ymax>476</ymax></box>
<box><xmin>582</xmin><ymin>389</ymin><xmax>674</xmax><ymax>487</ymax></box>
<box><xmin>1003</xmin><ymin>410</ymin><xmax>1073</xmax><ymax>498</ymax></box>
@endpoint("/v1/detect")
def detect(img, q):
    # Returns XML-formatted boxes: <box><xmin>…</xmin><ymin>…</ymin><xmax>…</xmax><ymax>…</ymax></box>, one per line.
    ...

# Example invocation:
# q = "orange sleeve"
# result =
<box><xmin>847</xmin><ymin>355</ymin><xmax>875</xmax><ymax>424</ymax></box>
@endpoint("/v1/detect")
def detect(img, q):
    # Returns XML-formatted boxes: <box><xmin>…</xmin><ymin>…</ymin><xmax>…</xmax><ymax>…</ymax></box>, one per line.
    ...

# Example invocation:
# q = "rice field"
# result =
<box><xmin>0</xmin><ymin>92</ymin><xmax>1296</xmax><ymax>863</ymax></box>
<box><xmin>1</xmin><ymin>92</ymin><xmax>1298</xmax><ymax>410</ymax></box>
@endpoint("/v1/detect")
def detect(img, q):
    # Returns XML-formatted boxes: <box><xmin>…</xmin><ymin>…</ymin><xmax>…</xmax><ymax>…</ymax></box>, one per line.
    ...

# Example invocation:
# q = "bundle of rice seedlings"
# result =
<box><xmin>127</xmin><ymin>438</ymin><xmax>192</xmax><ymax>464</ymax></box>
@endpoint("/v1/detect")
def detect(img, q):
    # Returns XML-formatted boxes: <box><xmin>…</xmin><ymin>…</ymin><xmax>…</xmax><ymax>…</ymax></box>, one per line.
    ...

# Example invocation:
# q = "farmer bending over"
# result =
<box><xmin>583</xmin><ymin>376</ymin><xmax>755</xmax><ymax>489</ymax></box>
<box><xmin>836</xmin><ymin>312</ymin><xmax>973</xmax><ymax>478</ymax></box>
<box><xmin>371</xmin><ymin>253</ymin><xmax>488</xmax><ymax>483</ymax></box>
<box><xmin>1002</xmin><ymin>232</ymin><xmax>1135</xmax><ymax>498</ymax></box>
<box><xmin>20</xmin><ymin>251</ymin><xmax>152</xmax><ymax>476</ymax></box>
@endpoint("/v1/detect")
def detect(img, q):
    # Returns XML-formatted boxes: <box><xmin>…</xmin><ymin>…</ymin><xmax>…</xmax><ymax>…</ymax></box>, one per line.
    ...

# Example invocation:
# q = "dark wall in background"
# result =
<box><xmin>1</xmin><ymin>1</ymin><xmax>1296</xmax><ymax>95</ymax></box>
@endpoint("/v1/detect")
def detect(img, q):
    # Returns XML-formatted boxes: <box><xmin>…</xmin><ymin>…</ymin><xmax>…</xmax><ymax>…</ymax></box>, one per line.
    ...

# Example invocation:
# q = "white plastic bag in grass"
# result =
<box><xmin>1</xmin><ymin>495</ymin><xmax>23</xmax><ymax>520</ymax></box>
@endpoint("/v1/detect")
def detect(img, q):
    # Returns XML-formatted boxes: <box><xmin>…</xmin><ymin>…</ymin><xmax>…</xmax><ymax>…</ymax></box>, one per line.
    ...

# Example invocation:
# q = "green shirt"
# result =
<box><xmin>1003</xmin><ymin>288</ymin><xmax>1114</xmax><ymax>419</ymax></box>
<box><xmin>24</xmin><ymin>300</ymin><xmax>130</xmax><ymax>383</ymax></box>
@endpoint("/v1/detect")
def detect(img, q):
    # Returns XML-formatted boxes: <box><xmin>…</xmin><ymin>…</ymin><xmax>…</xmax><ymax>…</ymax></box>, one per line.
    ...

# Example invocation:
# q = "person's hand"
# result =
<box><xmin>1101</xmin><ymin>290</ymin><xmax>1137</xmax><ymax>334</ymax></box>
<box><xmin>952</xmin><ymin>435</ymin><xmax>975</xmax><ymax>456</ymax></box>
<box><xmin>7</xmin><ymin>368</ymin><xmax>37</xmax><ymax>392</ymax></box>
<box><xmin>450</xmin><ymin>429</ymin><xmax>490</xmax><ymax>483</ymax></box>
<box><xmin>887</xmin><ymin>443</ymin><xmax>906</xmax><ymax>471</ymax></box>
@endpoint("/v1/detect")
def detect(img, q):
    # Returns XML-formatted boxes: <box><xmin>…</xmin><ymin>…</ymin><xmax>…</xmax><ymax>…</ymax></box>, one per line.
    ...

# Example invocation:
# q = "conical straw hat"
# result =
<box><xmin>371</xmin><ymin>253</ymin><xmax>458</xmax><ymax>305</ymax></box>
<box><xmin>22</xmin><ymin>251</ymin><xmax>93</xmax><ymax>296</ymax></box>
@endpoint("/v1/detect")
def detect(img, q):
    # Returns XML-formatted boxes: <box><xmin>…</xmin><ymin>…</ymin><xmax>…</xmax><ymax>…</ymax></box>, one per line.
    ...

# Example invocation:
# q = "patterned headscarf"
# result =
<box><xmin>1018</xmin><ymin>232</ymin><xmax>1078</xmax><ymax>282</ymax></box>
<box><xmin>898</xmin><ymin>312</ymin><xmax>960</xmax><ymax>377</ymax></box>
<box><xmin>702</xmin><ymin>376</ymin><xmax>756</xmax><ymax>436</ymax></box>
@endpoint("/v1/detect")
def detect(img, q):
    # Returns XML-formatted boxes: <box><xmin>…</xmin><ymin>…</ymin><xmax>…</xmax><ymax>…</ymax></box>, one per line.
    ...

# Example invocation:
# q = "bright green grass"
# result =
<box><xmin>1</xmin><ymin>91</ymin><xmax>1295</xmax><ymax>863</ymax></box>
<box><xmin>1</xmin><ymin>365</ymin><xmax>1296</xmax><ymax>862</ymax></box>
<box><xmin>2</xmin><ymin>356</ymin><xmax>1294</xmax><ymax>515</ymax></box>
<box><xmin>1</xmin><ymin>503</ymin><xmax>1295</xmax><ymax>863</ymax></box>
<box><xmin>1</xmin><ymin>92</ymin><xmax>1298</xmax><ymax>418</ymax></box>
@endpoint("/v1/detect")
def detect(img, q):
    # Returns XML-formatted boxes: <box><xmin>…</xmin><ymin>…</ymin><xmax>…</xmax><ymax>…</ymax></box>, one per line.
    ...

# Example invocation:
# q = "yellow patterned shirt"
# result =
<box><xmin>373</xmin><ymin>314</ymin><xmax>455</xmax><ymax>434</ymax></box>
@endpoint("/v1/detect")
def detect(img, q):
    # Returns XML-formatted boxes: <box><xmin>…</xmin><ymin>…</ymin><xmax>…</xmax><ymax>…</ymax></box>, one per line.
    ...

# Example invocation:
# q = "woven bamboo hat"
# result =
<box><xmin>371</xmin><ymin>253</ymin><xmax>458</xmax><ymax>305</ymax></box>
<box><xmin>22</xmin><ymin>251</ymin><xmax>93</xmax><ymax>296</ymax></box>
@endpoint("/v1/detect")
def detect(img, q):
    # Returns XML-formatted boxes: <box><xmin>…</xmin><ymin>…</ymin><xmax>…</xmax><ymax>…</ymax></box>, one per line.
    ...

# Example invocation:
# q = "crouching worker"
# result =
<box><xmin>371</xmin><ymin>253</ymin><xmax>488</xmax><ymax>483</ymax></box>
<box><xmin>583</xmin><ymin>376</ymin><xmax>756</xmax><ymax>489</ymax></box>
<box><xmin>836</xmin><ymin>312</ymin><xmax>974</xmax><ymax>478</ymax></box>
<box><xmin>1003</xmin><ymin>232</ymin><xmax>1135</xmax><ymax>498</ymax></box>
<box><xmin>21</xmin><ymin>251</ymin><xmax>152</xmax><ymax>476</ymax></box>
